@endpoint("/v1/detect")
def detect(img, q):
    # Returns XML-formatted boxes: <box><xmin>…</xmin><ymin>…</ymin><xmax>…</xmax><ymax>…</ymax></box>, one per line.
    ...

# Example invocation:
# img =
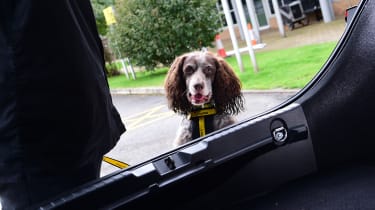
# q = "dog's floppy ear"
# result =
<box><xmin>213</xmin><ymin>56</ymin><xmax>244</xmax><ymax>115</ymax></box>
<box><xmin>164</xmin><ymin>54</ymin><xmax>191</xmax><ymax>115</ymax></box>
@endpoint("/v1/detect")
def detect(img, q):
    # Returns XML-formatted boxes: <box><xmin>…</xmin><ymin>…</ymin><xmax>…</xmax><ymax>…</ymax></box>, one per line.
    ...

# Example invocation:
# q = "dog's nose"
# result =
<box><xmin>194</xmin><ymin>83</ymin><xmax>204</xmax><ymax>91</ymax></box>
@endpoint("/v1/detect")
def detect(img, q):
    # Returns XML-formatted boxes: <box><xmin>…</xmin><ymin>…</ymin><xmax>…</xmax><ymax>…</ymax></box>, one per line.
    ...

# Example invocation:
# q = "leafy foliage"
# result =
<box><xmin>91</xmin><ymin>0</ymin><xmax>122</xmax><ymax>76</ymax></box>
<box><xmin>108</xmin><ymin>0</ymin><xmax>222</xmax><ymax>70</ymax></box>
<box><xmin>91</xmin><ymin>0</ymin><xmax>115</xmax><ymax>35</ymax></box>
<box><xmin>102</xmin><ymin>37</ymin><xmax>121</xmax><ymax>76</ymax></box>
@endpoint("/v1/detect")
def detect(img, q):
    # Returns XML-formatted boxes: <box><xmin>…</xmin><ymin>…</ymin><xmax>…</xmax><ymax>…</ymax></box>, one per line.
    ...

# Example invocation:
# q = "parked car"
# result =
<box><xmin>37</xmin><ymin>0</ymin><xmax>374</xmax><ymax>209</ymax></box>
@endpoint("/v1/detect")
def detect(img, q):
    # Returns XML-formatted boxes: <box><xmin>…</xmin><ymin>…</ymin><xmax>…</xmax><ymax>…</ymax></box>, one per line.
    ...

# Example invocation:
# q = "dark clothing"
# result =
<box><xmin>0</xmin><ymin>0</ymin><xmax>126</xmax><ymax>209</ymax></box>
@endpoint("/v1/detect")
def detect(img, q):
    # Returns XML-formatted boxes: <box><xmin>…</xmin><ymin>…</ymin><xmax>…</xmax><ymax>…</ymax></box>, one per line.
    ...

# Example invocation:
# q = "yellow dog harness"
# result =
<box><xmin>188</xmin><ymin>104</ymin><xmax>217</xmax><ymax>138</ymax></box>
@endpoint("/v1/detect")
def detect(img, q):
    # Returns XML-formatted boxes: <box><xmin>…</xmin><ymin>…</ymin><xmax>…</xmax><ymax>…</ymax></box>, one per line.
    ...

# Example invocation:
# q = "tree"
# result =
<box><xmin>91</xmin><ymin>0</ymin><xmax>122</xmax><ymax>77</ymax></box>
<box><xmin>109</xmin><ymin>0</ymin><xmax>222</xmax><ymax>70</ymax></box>
<box><xmin>91</xmin><ymin>0</ymin><xmax>114</xmax><ymax>35</ymax></box>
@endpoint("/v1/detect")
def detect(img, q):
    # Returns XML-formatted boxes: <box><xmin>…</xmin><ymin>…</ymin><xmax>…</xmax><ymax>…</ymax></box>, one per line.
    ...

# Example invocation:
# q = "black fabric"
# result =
<box><xmin>191</xmin><ymin>115</ymin><xmax>215</xmax><ymax>139</ymax></box>
<box><xmin>2</xmin><ymin>154</ymin><xmax>104</xmax><ymax>210</ymax></box>
<box><xmin>0</xmin><ymin>0</ymin><xmax>125</xmax><ymax>208</ymax></box>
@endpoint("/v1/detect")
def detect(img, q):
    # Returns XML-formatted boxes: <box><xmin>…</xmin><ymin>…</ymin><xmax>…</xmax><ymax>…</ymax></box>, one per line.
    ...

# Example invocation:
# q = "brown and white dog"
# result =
<box><xmin>164</xmin><ymin>51</ymin><xmax>244</xmax><ymax>147</ymax></box>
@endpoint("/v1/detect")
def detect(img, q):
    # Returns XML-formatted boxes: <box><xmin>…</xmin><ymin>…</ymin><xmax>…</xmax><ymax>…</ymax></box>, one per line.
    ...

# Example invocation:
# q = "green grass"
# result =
<box><xmin>109</xmin><ymin>67</ymin><xmax>169</xmax><ymax>88</ymax></box>
<box><xmin>108</xmin><ymin>42</ymin><xmax>337</xmax><ymax>90</ymax></box>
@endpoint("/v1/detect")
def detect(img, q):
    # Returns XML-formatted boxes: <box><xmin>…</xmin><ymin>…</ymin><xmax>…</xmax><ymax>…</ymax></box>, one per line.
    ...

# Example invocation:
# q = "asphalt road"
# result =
<box><xmin>100</xmin><ymin>91</ymin><xmax>297</xmax><ymax>176</ymax></box>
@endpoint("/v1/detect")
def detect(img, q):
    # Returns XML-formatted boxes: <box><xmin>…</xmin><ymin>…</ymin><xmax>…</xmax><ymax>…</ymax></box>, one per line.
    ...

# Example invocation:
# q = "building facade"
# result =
<box><xmin>217</xmin><ymin>0</ymin><xmax>360</xmax><ymax>31</ymax></box>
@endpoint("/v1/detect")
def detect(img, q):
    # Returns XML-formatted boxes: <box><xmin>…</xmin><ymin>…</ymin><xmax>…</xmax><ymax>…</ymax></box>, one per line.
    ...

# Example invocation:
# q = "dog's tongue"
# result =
<box><xmin>193</xmin><ymin>93</ymin><xmax>203</xmax><ymax>100</ymax></box>
<box><xmin>192</xmin><ymin>93</ymin><xmax>208</xmax><ymax>104</ymax></box>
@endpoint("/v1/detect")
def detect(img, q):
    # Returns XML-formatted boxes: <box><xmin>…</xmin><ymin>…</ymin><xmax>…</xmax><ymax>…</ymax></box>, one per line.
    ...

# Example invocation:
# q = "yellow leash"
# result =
<box><xmin>103</xmin><ymin>156</ymin><xmax>130</xmax><ymax>169</ymax></box>
<box><xmin>103</xmin><ymin>106</ymin><xmax>216</xmax><ymax>169</ymax></box>
<box><xmin>103</xmin><ymin>106</ymin><xmax>216</xmax><ymax>168</ymax></box>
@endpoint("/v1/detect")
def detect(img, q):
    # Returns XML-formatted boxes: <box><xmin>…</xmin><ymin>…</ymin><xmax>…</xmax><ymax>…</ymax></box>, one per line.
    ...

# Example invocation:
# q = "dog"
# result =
<box><xmin>164</xmin><ymin>51</ymin><xmax>244</xmax><ymax>147</ymax></box>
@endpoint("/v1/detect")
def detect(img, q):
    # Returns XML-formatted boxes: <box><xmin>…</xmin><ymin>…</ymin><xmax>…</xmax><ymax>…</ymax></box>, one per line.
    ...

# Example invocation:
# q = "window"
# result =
<box><xmin>268</xmin><ymin>0</ymin><xmax>284</xmax><ymax>15</ymax></box>
<box><xmin>216</xmin><ymin>0</ymin><xmax>239</xmax><ymax>27</ymax></box>
<box><xmin>100</xmin><ymin>0</ymin><xmax>349</xmax><ymax>177</ymax></box>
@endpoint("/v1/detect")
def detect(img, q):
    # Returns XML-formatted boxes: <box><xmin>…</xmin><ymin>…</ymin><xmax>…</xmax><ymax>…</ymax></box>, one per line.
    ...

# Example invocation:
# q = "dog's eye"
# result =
<box><xmin>184</xmin><ymin>66</ymin><xmax>194</xmax><ymax>75</ymax></box>
<box><xmin>204</xmin><ymin>66</ymin><xmax>214</xmax><ymax>74</ymax></box>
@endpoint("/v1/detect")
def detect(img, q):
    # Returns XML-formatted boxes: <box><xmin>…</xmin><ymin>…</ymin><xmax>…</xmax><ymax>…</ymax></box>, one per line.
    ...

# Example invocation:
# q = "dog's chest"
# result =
<box><xmin>190</xmin><ymin>115</ymin><xmax>216</xmax><ymax>139</ymax></box>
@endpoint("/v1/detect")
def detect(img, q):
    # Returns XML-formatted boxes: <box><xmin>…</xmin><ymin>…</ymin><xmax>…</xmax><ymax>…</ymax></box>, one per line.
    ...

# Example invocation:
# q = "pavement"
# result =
<box><xmin>217</xmin><ymin>18</ymin><xmax>346</xmax><ymax>53</ymax></box>
<box><xmin>110</xmin><ymin>18</ymin><xmax>347</xmax><ymax>95</ymax></box>
<box><xmin>110</xmin><ymin>87</ymin><xmax>300</xmax><ymax>95</ymax></box>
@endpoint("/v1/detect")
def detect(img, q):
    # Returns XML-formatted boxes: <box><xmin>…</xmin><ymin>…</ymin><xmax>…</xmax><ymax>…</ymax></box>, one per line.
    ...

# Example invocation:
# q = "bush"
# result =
<box><xmin>108</xmin><ymin>0</ymin><xmax>221</xmax><ymax>70</ymax></box>
<box><xmin>105</xmin><ymin>62</ymin><xmax>121</xmax><ymax>77</ymax></box>
<box><xmin>102</xmin><ymin>36</ymin><xmax>121</xmax><ymax>76</ymax></box>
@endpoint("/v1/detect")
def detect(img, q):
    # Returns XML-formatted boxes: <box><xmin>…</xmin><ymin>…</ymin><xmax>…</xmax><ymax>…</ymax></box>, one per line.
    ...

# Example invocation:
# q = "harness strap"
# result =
<box><xmin>189</xmin><ymin>107</ymin><xmax>217</xmax><ymax>139</ymax></box>
<box><xmin>188</xmin><ymin>108</ymin><xmax>217</xmax><ymax>119</ymax></box>
<box><xmin>198</xmin><ymin>117</ymin><xmax>206</xmax><ymax>136</ymax></box>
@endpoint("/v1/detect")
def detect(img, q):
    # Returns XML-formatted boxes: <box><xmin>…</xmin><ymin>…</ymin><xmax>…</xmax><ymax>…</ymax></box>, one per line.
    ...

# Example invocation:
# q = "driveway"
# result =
<box><xmin>101</xmin><ymin>91</ymin><xmax>297</xmax><ymax>176</ymax></box>
<box><xmin>215</xmin><ymin>19</ymin><xmax>346</xmax><ymax>53</ymax></box>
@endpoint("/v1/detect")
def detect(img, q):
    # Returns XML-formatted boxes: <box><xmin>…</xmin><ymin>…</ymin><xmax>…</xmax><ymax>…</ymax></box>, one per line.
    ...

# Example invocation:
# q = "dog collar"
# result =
<box><xmin>188</xmin><ymin>103</ymin><xmax>216</xmax><ymax>119</ymax></box>
<box><xmin>187</xmin><ymin>108</ymin><xmax>217</xmax><ymax>119</ymax></box>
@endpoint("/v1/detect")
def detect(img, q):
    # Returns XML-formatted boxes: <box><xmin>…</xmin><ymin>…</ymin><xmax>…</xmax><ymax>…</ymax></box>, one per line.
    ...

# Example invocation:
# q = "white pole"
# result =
<box><xmin>120</xmin><ymin>58</ymin><xmax>130</xmax><ymax>79</ymax></box>
<box><xmin>231</xmin><ymin>0</ymin><xmax>245</xmax><ymax>41</ymax></box>
<box><xmin>319</xmin><ymin>0</ymin><xmax>335</xmax><ymax>23</ymax></box>
<box><xmin>114</xmin><ymin>39</ymin><xmax>130</xmax><ymax>79</ymax></box>
<box><xmin>245</xmin><ymin>0</ymin><xmax>261</xmax><ymax>42</ymax></box>
<box><xmin>126</xmin><ymin>57</ymin><xmax>136</xmax><ymax>80</ymax></box>
<box><xmin>221</xmin><ymin>0</ymin><xmax>244</xmax><ymax>72</ymax></box>
<box><xmin>272</xmin><ymin>0</ymin><xmax>286</xmax><ymax>37</ymax></box>
<box><xmin>236</xmin><ymin>0</ymin><xmax>259</xmax><ymax>73</ymax></box>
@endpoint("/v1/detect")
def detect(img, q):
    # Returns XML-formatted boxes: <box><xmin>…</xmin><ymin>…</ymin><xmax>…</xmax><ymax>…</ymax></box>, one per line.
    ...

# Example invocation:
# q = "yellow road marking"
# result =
<box><xmin>104</xmin><ymin>105</ymin><xmax>175</xmax><ymax>169</ymax></box>
<box><xmin>121</xmin><ymin>105</ymin><xmax>174</xmax><ymax>131</ymax></box>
